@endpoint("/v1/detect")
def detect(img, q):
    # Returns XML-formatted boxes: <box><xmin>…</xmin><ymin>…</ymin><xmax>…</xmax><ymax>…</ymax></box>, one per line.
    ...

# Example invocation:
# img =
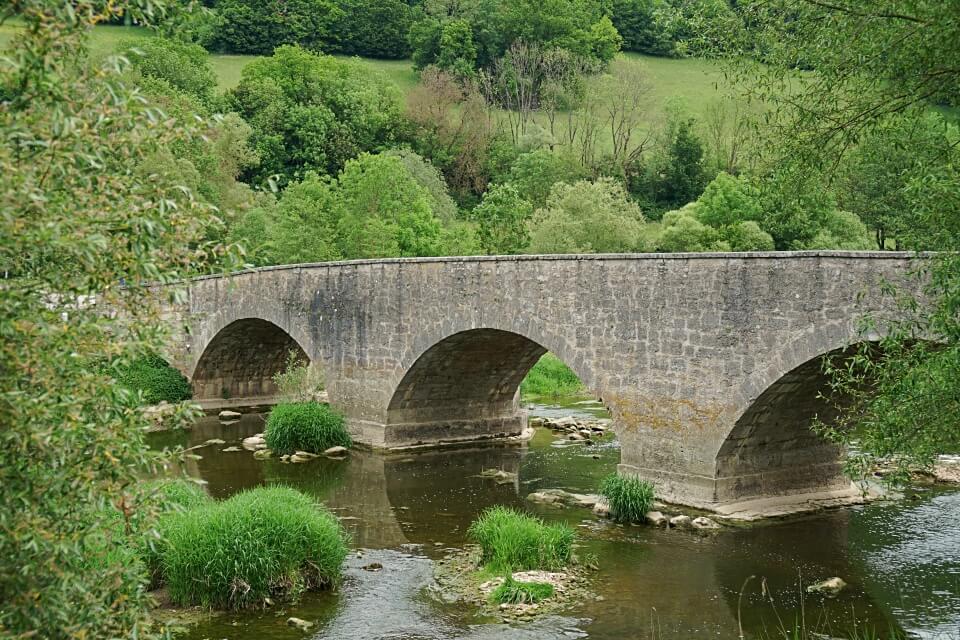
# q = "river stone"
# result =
<box><xmin>669</xmin><ymin>515</ymin><xmax>692</xmax><ymax>529</ymax></box>
<box><xmin>593</xmin><ymin>500</ymin><xmax>611</xmax><ymax>518</ymax></box>
<box><xmin>290</xmin><ymin>453</ymin><xmax>314</xmax><ymax>463</ymax></box>
<box><xmin>529</xmin><ymin>417</ymin><xmax>545</xmax><ymax>427</ymax></box>
<box><xmin>645</xmin><ymin>511</ymin><xmax>668</xmax><ymax>527</ymax></box>
<box><xmin>324</xmin><ymin>446</ymin><xmax>349</xmax><ymax>457</ymax></box>
<box><xmin>253</xmin><ymin>449</ymin><xmax>272</xmax><ymax>460</ymax></box>
<box><xmin>222</xmin><ymin>446</ymin><xmax>241</xmax><ymax>452</ymax></box>
<box><xmin>203</xmin><ymin>438</ymin><xmax>226</xmax><ymax>445</ymax></box>
<box><xmin>286</xmin><ymin>617</ymin><xmax>313</xmax><ymax>631</ymax></box>
<box><xmin>691</xmin><ymin>516</ymin><xmax>721</xmax><ymax>530</ymax></box>
<box><xmin>526</xmin><ymin>491</ymin><xmax>562</xmax><ymax>505</ymax></box>
<box><xmin>568</xmin><ymin>433</ymin><xmax>585</xmax><ymax>441</ymax></box>
<box><xmin>806</xmin><ymin>577</ymin><xmax>847</xmax><ymax>597</ymax></box>
<box><xmin>218</xmin><ymin>410</ymin><xmax>241</xmax><ymax>420</ymax></box>
<box><xmin>241</xmin><ymin>435</ymin><xmax>265</xmax><ymax>450</ymax></box>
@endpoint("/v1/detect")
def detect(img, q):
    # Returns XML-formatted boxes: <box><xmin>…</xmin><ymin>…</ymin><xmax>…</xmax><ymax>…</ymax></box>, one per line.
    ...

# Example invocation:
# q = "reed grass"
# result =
<box><xmin>599</xmin><ymin>473</ymin><xmax>656</xmax><ymax>524</ymax></box>
<box><xmin>467</xmin><ymin>506</ymin><xmax>574</xmax><ymax>573</ymax></box>
<box><xmin>265</xmin><ymin>401</ymin><xmax>351</xmax><ymax>455</ymax></box>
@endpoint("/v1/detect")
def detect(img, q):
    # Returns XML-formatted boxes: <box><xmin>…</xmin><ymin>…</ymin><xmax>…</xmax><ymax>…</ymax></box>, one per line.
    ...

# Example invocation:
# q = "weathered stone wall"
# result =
<box><xmin>168</xmin><ymin>252</ymin><xmax>920</xmax><ymax>509</ymax></box>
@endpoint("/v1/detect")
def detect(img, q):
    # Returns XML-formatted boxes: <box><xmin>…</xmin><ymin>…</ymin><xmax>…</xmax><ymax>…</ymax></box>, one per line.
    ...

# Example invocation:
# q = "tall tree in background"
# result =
<box><xmin>694</xmin><ymin>1</ymin><xmax>960</xmax><ymax>476</ymax></box>
<box><xmin>1</xmin><ymin>0</ymin><xmax>236</xmax><ymax>637</ymax></box>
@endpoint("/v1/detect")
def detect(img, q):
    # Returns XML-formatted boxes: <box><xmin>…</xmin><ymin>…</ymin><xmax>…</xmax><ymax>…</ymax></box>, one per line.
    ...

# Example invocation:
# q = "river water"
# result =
<box><xmin>148</xmin><ymin>399</ymin><xmax>960</xmax><ymax>640</ymax></box>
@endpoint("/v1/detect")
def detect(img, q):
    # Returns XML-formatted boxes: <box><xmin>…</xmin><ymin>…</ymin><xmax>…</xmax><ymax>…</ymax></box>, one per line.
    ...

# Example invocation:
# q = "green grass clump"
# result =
<box><xmin>118</xmin><ymin>354</ymin><xmax>192</xmax><ymax>404</ymax></box>
<box><xmin>599</xmin><ymin>473</ymin><xmax>655</xmax><ymax>524</ymax></box>
<box><xmin>136</xmin><ymin>479</ymin><xmax>213</xmax><ymax>585</ymax></box>
<box><xmin>161</xmin><ymin>486</ymin><xmax>349</xmax><ymax>609</ymax></box>
<box><xmin>490</xmin><ymin>576</ymin><xmax>555</xmax><ymax>604</ymax></box>
<box><xmin>520</xmin><ymin>353</ymin><xmax>585</xmax><ymax>399</ymax></box>
<box><xmin>467</xmin><ymin>506</ymin><xmax>574</xmax><ymax>573</ymax></box>
<box><xmin>265</xmin><ymin>401</ymin><xmax>351</xmax><ymax>455</ymax></box>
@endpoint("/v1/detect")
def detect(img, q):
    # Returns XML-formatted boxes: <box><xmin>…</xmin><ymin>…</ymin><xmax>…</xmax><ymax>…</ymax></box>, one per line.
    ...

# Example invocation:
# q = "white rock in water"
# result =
<box><xmin>242</xmin><ymin>435</ymin><xmax>266</xmax><ymax>449</ymax></box>
<box><xmin>691</xmin><ymin>516</ymin><xmax>721</xmax><ymax>530</ymax></box>
<box><xmin>253</xmin><ymin>449</ymin><xmax>272</xmax><ymax>460</ymax></box>
<box><xmin>645</xmin><ymin>511</ymin><xmax>668</xmax><ymax>527</ymax></box>
<box><xmin>526</xmin><ymin>491</ymin><xmax>562</xmax><ymax>505</ymax></box>
<box><xmin>287</xmin><ymin>617</ymin><xmax>313</xmax><ymax>631</ymax></box>
<box><xmin>669</xmin><ymin>515</ymin><xmax>692</xmax><ymax>529</ymax></box>
<box><xmin>289</xmin><ymin>453</ymin><xmax>313</xmax><ymax>463</ymax></box>
<box><xmin>806</xmin><ymin>577</ymin><xmax>847</xmax><ymax>597</ymax></box>
<box><xmin>218</xmin><ymin>410</ymin><xmax>241</xmax><ymax>420</ymax></box>
<box><xmin>324</xmin><ymin>446</ymin><xmax>349</xmax><ymax>456</ymax></box>
<box><xmin>592</xmin><ymin>500</ymin><xmax>611</xmax><ymax>518</ymax></box>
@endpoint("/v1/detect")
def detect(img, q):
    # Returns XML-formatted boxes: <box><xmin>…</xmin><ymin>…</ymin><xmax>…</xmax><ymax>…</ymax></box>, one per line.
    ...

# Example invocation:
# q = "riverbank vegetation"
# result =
<box><xmin>468</xmin><ymin>506</ymin><xmax>575</xmax><ymax>573</ymax></box>
<box><xmin>161</xmin><ymin>486</ymin><xmax>348</xmax><ymax>609</ymax></box>
<box><xmin>490</xmin><ymin>576</ymin><xmax>555</xmax><ymax>604</ymax></box>
<box><xmin>265</xmin><ymin>402</ymin><xmax>352</xmax><ymax>455</ymax></box>
<box><xmin>118</xmin><ymin>354</ymin><xmax>193</xmax><ymax>404</ymax></box>
<box><xmin>520</xmin><ymin>353</ymin><xmax>585</xmax><ymax>398</ymax></box>
<box><xmin>599</xmin><ymin>474</ymin><xmax>656</xmax><ymax>524</ymax></box>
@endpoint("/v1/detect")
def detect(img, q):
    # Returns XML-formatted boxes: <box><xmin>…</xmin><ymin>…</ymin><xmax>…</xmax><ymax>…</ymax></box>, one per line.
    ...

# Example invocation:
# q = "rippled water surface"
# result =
<box><xmin>149</xmin><ymin>398</ymin><xmax>960</xmax><ymax>640</ymax></box>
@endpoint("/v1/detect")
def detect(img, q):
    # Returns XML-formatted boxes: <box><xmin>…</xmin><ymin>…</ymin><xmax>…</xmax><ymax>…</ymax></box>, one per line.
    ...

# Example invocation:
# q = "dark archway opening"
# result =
<box><xmin>715</xmin><ymin>346</ymin><xmax>860</xmax><ymax>503</ymax></box>
<box><xmin>192</xmin><ymin>318</ymin><xmax>309</xmax><ymax>408</ymax></box>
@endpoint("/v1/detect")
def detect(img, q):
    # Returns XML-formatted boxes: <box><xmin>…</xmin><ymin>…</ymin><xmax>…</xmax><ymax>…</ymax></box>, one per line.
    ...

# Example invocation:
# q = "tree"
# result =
<box><xmin>211</xmin><ymin>0</ymin><xmax>343</xmax><ymax>54</ymax></box>
<box><xmin>654</xmin><ymin>116</ymin><xmax>708</xmax><ymax>208</ymax></box>
<box><xmin>120</xmin><ymin>36</ymin><xmax>217</xmax><ymax>102</ymax></box>
<box><xmin>228</xmin><ymin>46</ymin><xmax>405</xmax><ymax>187</ymax></box>
<box><xmin>608</xmin><ymin>0</ymin><xmax>673</xmax><ymax>55</ymax></box>
<box><xmin>437</xmin><ymin>19</ymin><xmax>478</xmax><ymax>78</ymax></box>
<box><xmin>657</xmin><ymin>207</ymin><xmax>726</xmax><ymax>252</ymax></box>
<box><xmin>506</xmin><ymin>149</ymin><xmax>586</xmax><ymax>208</ymax></box>
<box><xmin>383</xmin><ymin>148</ymin><xmax>460</xmax><ymax>222</ymax></box>
<box><xmin>1</xmin><ymin>0</ymin><xmax>236</xmax><ymax>636</ymax></box>
<box><xmin>332</xmin><ymin>0</ymin><xmax>413</xmax><ymax>58</ymax></box>
<box><xmin>471</xmin><ymin>183</ymin><xmax>534</xmax><ymax>254</ymax></box>
<box><xmin>694</xmin><ymin>171</ymin><xmax>762</xmax><ymax>229</ymax></box>
<box><xmin>838</xmin><ymin>112</ymin><xmax>958</xmax><ymax>250</ymax></box>
<box><xmin>528</xmin><ymin>178</ymin><xmax>649</xmax><ymax>253</ymax></box>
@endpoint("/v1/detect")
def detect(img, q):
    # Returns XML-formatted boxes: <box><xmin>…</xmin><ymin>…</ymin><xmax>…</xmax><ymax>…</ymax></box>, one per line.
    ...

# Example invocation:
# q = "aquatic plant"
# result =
<box><xmin>265</xmin><ymin>401</ymin><xmax>351</xmax><ymax>454</ymax></box>
<box><xmin>490</xmin><ymin>576</ymin><xmax>555</xmax><ymax>604</ymax></box>
<box><xmin>467</xmin><ymin>506</ymin><xmax>574</xmax><ymax>572</ymax></box>
<box><xmin>599</xmin><ymin>473</ymin><xmax>655</xmax><ymax>524</ymax></box>
<box><xmin>117</xmin><ymin>354</ymin><xmax>192</xmax><ymax>404</ymax></box>
<box><xmin>161</xmin><ymin>486</ymin><xmax>349</xmax><ymax>609</ymax></box>
<box><xmin>135</xmin><ymin>479</ymin><xmax>213</xmax><ymax>586</ymax></box>
<box><xmin>520</xmin><ymin>352</ymin><xmax>585</xmax><ymax>398</ymax></box>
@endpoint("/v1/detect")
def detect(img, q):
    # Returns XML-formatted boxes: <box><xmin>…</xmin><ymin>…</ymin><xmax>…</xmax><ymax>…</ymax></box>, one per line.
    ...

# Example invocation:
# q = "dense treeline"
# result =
<box><xmin>168</xmin><ymin>0</ymin><xmax>705</xmax><ymax>60</ymax></box>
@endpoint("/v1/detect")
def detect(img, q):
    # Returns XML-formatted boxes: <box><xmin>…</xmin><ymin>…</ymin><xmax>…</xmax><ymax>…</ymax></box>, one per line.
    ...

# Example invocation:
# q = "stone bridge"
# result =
<box><xmin>162</xmin><ymin>252</ymin><xmax>919</xmax><ymax>511</ymax></box>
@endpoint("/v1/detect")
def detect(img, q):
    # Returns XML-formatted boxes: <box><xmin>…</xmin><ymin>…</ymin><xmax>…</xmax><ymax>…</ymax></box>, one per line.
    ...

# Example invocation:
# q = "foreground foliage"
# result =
<box><xmin>0</xmin><ymin>1</ymin><xmax>235</xmax><ymax>636</ymax></box>
<box><xmin>599</xmin><ymin>473</ymin><xmax>655</xmax><ymax>523</ymax></box>
<box><xmin>161</xmin><ymin>486</ymin><xmax>348</xmax><ymax>609</ymax></box>
<box><xmin>265</xmin><ymin>401</ymin><xmax>352</xmax><ymax>455</ymax></box>
<box><xmin>468</xmin><ymin>506</ymin><xmax>574</xmax><ymax>573</ymax></box>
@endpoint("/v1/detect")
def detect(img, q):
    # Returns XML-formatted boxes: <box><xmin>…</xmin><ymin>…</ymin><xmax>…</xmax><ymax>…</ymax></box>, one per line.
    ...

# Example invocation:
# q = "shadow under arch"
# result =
<box><xmin>384</xmin><ymin>328</ymin><xmax>583</xmax><ymax>447</ymax></box>
<box><xmin>191</xmin><ymin>318</ymin><xmax>310</xmax><ymax>409</ymax></box>
<box><xmin>714</xmin><ymin>344</ymin><xmax>863</xmax><ymax>504</ymax></box>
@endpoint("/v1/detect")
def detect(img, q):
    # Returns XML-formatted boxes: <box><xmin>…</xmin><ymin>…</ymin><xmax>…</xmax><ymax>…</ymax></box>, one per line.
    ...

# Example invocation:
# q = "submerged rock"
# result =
<box><xmin>324</xmin><ymin>445</ymin><xmax>349</xmax><ymax>457</ymax></box>
<box><xmin>669</xmin><ymin>515</ymin><xmax>692</xmax><ymax>529</ymax></box>
<box><xmin>691</xmin><ymin>516</ymin><xmax>721</xmax><ymax>530</ymax></box>
<box><xmin>645</xmin><ymin>511</ymin><xmax>668</xmax><ymax>527</ymax></box>
<box><xmin>222</xmin><ymin>446</ymin><xmax>241</xmax><ymax>452</ymax></box>
<box><xmin>290</xmin><ymin>451</ymin><xmax>318</xmax><ymax>463</ymax></box>
<box><xmin>286</xmin><ymin>617</ymin><xmax>313</xmax><ymax>631</ymax></box>
<box><xmin>526</xmin><ymin>491</ymin><xmax>562</xmax><ymax>505</ymax></box>
<box><xmin>479</xmin><ymin>468</ymin><xmax>518</xmax><ymax>484</ymax></box>
<box><xmin>241</xmin><ymin>434</ymin><xmax>266</xmax><ymax>450</ymax></box>
<box><xmin>253</xmin><ymin>449</ymin><xmax>272</xmax><ymax>460</ymax></box>
<box><xmin>806</xmin><ymin>577</ymin><xmax>847</xmax><ymax>597</ymax></box>
<box><xmin>593</xmin><ymin>500</ymin><xmax>611</xmax><ymax>518</ymax></box>
<box><xmin>218</xmin><ymin>410</ymin><xmax>241</xmax><ymax>420</ymax></box>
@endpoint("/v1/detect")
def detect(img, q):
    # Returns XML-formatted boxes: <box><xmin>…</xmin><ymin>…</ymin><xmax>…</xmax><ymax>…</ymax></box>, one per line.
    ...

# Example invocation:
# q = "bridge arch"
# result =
<box><xmin>712</xmin><ymin>325</ymin><xmax>875</xmax><ymax>505</ymax></box>
<box><xmin>191</xmin><ymin>317</ymin><xmax>312</xmax><ymax>408</ymax></box>
<box><xmin>384</xmin><ymin>327</ymin><xmax>596</xmax><ymax>447</ymax></box>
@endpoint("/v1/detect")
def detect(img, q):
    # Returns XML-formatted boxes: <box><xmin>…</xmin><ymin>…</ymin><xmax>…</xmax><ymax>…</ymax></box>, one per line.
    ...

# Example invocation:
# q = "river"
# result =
<box><xmin>147</xmin><ymin>398</ymin><xmax>960</xmax><ymax>640</ymax></box>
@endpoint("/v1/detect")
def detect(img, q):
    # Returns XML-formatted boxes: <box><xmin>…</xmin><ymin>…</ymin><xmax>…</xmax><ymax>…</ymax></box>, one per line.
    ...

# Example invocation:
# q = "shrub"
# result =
<box><xmin>265</xmin><ymin>401</ymin><xmax>351</xmax><ymax>455</ymax></box>
<box><xmin>118</xmin><ymin>354</ymin><xmax>192</xmax><ymax>404</ymax></box>
<box><xmin>272</xmin><ymin>350</ymin><xmax>324</xmax><ymax>403</ymax></box>
<box><xmin>599</xmin><ymin>473</ymin><xmax>655</xmax><ymax>524</ymax></box>
<box><xmin>162</xmin><ymin>486</ymin><xmax>349</xmax><ymax>609</ymax></box>
<box><xmin>520</xmin><ymin>353</ymin><xmax>584</xmax><ymax>398</ymax></box>
<box><xmin>120</xmin><ymin>37</ymin><xmax>217</xmax><ymax>102</ymax></box>
<box><xmin>491</xmin><ymin>576</ymin><xmax>554</xmax><ymax>604</ymax></box>
<box><xmin>467</xmin><ymin>506</ymin><xmax>574</xmax><ymax>572</ymax></box>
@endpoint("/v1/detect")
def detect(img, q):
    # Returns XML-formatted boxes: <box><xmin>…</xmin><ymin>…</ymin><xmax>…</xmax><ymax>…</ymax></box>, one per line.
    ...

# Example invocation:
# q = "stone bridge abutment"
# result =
<box><xmin>163</xmin><ymin>252</ymin><xmax>919</xmax><ymax>511</ymax></box>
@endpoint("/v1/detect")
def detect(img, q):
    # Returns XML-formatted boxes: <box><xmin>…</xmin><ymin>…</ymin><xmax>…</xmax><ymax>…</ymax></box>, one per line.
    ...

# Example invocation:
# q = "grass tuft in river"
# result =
<box><xmin>490</xmin><ymin>576</ymin><xmax>555</xmax><ymax>604</ymax></box>
<box><xmin>265</xmin><ymin>401</ymin><xmax>351</xmax><ymax>455</ymax></box>
<box><xmin>467</xmin><ymin>506</ymin><xmax>574</xmax><ymax>572</ymax></box>
<box><xmin>599</xmin><ymin>473</ymin><xmax>655</xmax><ymax>524</ymax></box>
<box><xmin>161</xmin><ymin>485</ymin><xmax>349</xmax><ymax>609</ymax></box>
